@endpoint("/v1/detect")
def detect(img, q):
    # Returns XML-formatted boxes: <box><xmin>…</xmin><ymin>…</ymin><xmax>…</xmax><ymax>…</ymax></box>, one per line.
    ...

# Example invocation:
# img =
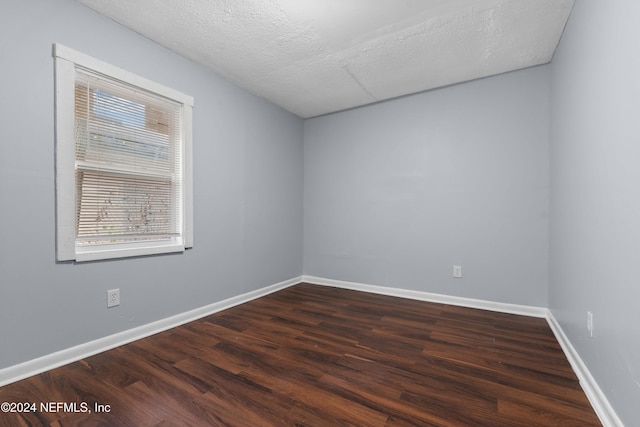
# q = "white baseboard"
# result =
<box><xmin>1</xmin><ymin>274</ymin><xmax>622</xmax><ymax>426</ymax></box>
<box><xmin>302</xmin><ymin>275</ymin><xmax>622</xmax><ymax>427</ymax></box>
<box><xmin>301</xmin><ymin>275</ymin><xmax>549</xmax><ymax>318</ymax></box>
<box><xmin>546</xmin><ymin>313</ymin><xmax>624</xmax><ymax>427</ymax></box>
<box><xmin>0</xmin><ymin>276</ymin><xmax>301</xmax><ymax>388</ymax></box>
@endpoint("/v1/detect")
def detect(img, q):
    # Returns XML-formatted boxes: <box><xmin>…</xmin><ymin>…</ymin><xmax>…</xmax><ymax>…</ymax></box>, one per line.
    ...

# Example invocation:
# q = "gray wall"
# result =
<box><xmin>0</xmin><ymin>0</ymin><xmax>303</xmax><ymax>369</ymax></box>
<box><xmin>304</xmin><ymin>66</ymin><xmax>550</xmax><ymax>306</ymax></box>
<box><xmin>549</xmin><ymin>0</ymin><xmax>640</xmax><ymax>424</ymax></box>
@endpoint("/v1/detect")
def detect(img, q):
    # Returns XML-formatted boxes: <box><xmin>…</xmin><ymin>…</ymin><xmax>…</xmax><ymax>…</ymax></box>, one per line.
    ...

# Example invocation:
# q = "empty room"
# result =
<box><xmin>0</xmin><ymin>0</ymin><xmax>638</xmax><ymax>425</ymax></box>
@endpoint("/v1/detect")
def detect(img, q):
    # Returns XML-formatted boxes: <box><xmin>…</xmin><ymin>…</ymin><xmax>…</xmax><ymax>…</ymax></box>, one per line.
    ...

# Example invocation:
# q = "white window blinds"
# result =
<box><xmin>74</xmin><ymin>69</ymin><xmax>183</xmax><ymax>246</ymax></box>
<box><xmin>54</xmin><ymin>44</ymin><xmax>193</xmax><ymax>262</ymax></box>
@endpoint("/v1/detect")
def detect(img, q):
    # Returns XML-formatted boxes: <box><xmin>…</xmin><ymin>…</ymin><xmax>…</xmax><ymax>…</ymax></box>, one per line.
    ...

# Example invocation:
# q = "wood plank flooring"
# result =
<box><xmin>0</xmin><ymin>283</ymin><xmax>601</xmax><ymax>426</ymax></box>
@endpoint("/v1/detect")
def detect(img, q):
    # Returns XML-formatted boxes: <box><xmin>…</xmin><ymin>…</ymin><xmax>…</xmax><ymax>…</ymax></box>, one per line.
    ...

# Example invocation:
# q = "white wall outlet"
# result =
<box><xmin>107</xmin><ymin>288</ymin><xmax>120</xmax><ymax>308</ymax></box>
<box><xmin>453</xmin><ymin>265</ymin><xmax>463</xmax><ymax>278</ymax></box>
<box><xmin>587</xmin><ymin>311</ymin><xmax>594</xmax><ymax>338</ymax></box>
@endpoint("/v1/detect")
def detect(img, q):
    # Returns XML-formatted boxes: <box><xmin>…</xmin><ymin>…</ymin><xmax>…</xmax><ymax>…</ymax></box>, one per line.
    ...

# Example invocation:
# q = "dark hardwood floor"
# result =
<box><xmin>0</xmin><ymin>283</ymin><xmax>601</xmax><ymax>426</ymax></box>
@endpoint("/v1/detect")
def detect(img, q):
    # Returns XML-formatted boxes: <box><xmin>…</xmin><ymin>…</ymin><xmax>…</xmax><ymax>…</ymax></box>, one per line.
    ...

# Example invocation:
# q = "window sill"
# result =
<box><xmin>75</xmin><ymin>241</ymin><xmax>185</xmax><ymax>262</ymax></box>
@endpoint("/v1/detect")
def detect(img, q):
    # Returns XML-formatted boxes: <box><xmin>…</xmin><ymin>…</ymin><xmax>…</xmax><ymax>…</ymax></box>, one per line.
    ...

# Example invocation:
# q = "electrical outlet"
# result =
<box><xmin>587</xmin><ymin>311</ymin><xmax>593</xmax><ymax>338</ymax></box>
<box><xmin>107</xmin><ymin>288</ymin><xmax>120</xmax><ymax>308</ymax></box>
<box><xmin>453</xmin><ymin>265</ymin><xmax>463</xmax><ymax>278</ymax></box>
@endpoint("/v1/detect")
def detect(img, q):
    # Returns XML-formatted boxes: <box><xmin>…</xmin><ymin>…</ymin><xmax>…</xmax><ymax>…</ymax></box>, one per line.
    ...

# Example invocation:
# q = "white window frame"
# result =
<box><xmin>54</xmin><ymin>44</ymin><xmax>193</xmax><ymax>262</ymax></box>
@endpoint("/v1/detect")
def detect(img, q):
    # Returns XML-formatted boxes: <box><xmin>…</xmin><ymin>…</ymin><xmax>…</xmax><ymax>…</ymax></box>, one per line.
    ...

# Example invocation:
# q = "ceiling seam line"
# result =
<box><xmin>343</xmin><ymin>66</ymin><xmax>377</xmax><ymax>101</ymax></box>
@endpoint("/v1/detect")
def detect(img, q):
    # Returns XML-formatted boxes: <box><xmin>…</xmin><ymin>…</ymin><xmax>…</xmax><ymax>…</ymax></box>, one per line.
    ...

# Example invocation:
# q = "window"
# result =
<box><xmin>54</xmin><ymin>44</ymin><xmax>193</xmax><ymax>262</ymax></box>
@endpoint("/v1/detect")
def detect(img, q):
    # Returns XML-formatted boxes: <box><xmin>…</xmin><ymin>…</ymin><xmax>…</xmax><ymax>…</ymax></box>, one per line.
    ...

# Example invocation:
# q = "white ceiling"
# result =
<box><xmin>78</xmin><ymin>0</ymin><xmax>575</xmax><ymax>118</ymax></box>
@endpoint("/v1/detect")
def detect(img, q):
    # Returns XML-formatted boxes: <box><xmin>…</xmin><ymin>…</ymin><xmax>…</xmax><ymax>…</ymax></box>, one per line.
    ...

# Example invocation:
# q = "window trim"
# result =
<box><xmin>54</xmin><ymin>44</ymin><xmax>193</xmax><ymax>262</ymax></box>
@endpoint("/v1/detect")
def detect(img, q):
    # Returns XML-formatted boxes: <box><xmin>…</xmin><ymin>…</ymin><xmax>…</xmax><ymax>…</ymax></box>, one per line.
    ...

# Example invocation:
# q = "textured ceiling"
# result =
<box><xmin>78</xmin><ymin>0</ymin><xmax>575</xmax><ymax>118</ymax></box>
